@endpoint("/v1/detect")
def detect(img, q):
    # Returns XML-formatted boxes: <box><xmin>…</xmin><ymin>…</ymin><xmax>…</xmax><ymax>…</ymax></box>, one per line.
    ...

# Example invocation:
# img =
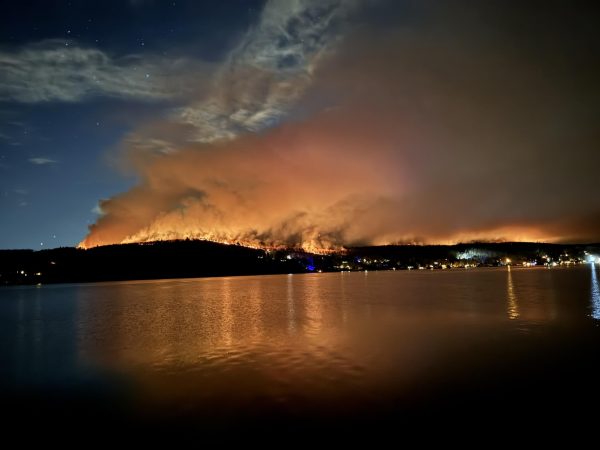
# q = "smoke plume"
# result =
<box><xmin>81</xmin><ymin>1</ymin><xmax>600</xmax><ymax>250</ymax></box>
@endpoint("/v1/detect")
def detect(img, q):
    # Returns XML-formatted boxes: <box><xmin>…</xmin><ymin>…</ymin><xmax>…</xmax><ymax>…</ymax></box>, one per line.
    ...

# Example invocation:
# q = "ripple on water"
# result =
<box><xmin>5</xmin><ymin>268</ymin><xmax>598</xmax><ymax>421</ymax></box>
<box><xmin>146</xmin><ymin>342</ymin><xmax>371</xmax><ymax>396</ymax></box>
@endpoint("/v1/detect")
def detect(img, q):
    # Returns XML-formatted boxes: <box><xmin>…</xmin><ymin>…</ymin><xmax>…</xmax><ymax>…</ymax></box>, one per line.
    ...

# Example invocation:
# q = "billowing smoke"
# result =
<box><xmin>81</xmin><ymin>1</ymin><xmax>600</xmax><ymax>250</ymax></box>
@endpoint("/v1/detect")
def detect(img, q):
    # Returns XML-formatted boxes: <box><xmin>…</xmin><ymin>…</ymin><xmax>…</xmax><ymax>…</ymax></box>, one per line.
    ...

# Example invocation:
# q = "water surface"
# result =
<box><xmin>1</xmin><ymin>265</ymin><xmax>599</xmax><ymax>435</ymax></box>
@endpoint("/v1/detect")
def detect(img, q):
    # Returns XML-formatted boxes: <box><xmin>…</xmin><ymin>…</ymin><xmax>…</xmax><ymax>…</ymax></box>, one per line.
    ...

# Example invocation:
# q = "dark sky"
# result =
<box><xmin>1</xmin><ymin>1</ymin><xmax>599</xmax><ymax>250</ymax></box>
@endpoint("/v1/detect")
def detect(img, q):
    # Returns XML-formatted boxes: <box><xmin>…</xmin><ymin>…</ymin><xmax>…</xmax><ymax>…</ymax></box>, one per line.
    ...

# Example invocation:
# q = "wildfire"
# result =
<box><xmin>79</xmin><ymin>229</ymin><xmax>345</xmax><ymax>255</ymax></box>
<box><xmin>78</xmin><ymin>221</ymin><xmax>560</xmax><ymax>254</ymax></box>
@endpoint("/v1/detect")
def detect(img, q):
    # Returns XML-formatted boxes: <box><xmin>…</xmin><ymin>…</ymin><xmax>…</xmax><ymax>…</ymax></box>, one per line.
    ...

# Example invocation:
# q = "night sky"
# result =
<box><xmin>1</xmin><ymin>1</ymin><xmax>599</xmax><ymax>250</ymax></box>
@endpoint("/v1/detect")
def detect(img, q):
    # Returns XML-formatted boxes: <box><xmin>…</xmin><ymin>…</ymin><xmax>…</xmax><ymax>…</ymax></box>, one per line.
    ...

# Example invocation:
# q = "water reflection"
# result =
<box><xmin>221</xmin><ymin>278</ymin><xmax>234</xmax><ymax>347</ymax></box>
<box><xmin>2</xmin><ymin>268</ymin><xmax>597</xmax><ymax>417</ymax></box>
<box><xmin>247</xmin><ymin>278</ymin><xmax>264</xmax><ymax>341</ymax></box>
<box><xmin>503</xmin><ymin>267</ymin><xmax>561</xmax><ymax>324</ymax></box>
<box><xmin>302</xmin><ymin>275</ymin><xmax>324</xmax><ymax>337</ymax></box>
<box><xmin>74</xmin><ymin>270</ymin><xmax>571</xmax><ymax>380</ymax></box>
<box><xmin>506</xmin><ymin>266</ymin><xmax>520</xmax><ymax>320</ymax></box>
<box><xmin>287</xmin><ymin>275</ymin><xmax>296</xmax><ymax>334</ymax></box>
<box><xmin>591</xmin><ymin>264</ymin><xmax>600</xmax><ymax>320</ymax></box>
<box><xmin>76</xmin><ymin>276</ymin><xmax>336</xmax><ymax>374</ymax></box>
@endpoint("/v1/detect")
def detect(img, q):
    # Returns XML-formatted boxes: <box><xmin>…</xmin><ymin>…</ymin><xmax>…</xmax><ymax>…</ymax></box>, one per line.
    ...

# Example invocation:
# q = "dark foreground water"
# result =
<box><xmin>1</xmin><ymin>265</ymin><xmax>600</xmax><ymax>439</ymax></box>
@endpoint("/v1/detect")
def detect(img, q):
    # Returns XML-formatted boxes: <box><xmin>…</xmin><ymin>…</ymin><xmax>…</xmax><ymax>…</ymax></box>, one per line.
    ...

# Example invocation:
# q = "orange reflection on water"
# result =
<box><xmin>76</xmin><ymin>276</ymin><xmax>342</xmax><ymax>373</ymax></box>
<box><xmin>73</xmin><ymin>270</ymin><xmax>568</xmax><ymax>414</ymax></box>
<box><xmin>287</xmin><ymin>275</ymin><xmax>296</xmax><ymax>334</ymax></box>
<box><xmin>301</xmin><ymin>275</ymin><xmax>324</xmax><ymax>337</ymax></box>
<box><xmin>76</xmin><ymin>275</ymin><xmax>372</xmax><ymax>412</ymax></box>
<box><xmin>220</xmin><ymin>277</ymin><xmax>234</xmax><ymax>348</ymax></box>
<box><xmin>506</xmin><ymin>266</ymin><xmax>519</xmax><ymax>320</ymax></box>
<box><xmin>502</xmin><ymin>267</ymin><xmax>561</xmax><ymax>323</ymax></box>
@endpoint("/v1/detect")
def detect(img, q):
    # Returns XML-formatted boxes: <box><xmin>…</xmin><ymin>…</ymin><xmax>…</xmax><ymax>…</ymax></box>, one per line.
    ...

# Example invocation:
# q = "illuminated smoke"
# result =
<box><xmin>81</xmin><ymin>108</ymin><xmax>406</xmax><ymax>252</ymax></box>
<box><xmin>81</xmin><ymin>1</ymin><xmax>600</xmax><ymax>250</ymax></box>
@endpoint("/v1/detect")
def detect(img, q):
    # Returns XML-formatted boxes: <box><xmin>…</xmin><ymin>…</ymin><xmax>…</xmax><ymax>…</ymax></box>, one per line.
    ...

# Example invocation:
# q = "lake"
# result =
<box><xmin>1</xmin><ymin>265</ymin><xmax>599</xmax><ymax>438</ymax></box>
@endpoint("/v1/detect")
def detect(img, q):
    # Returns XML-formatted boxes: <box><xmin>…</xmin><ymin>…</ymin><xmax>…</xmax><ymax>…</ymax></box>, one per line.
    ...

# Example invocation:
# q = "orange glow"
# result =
<box><xmin>78</xmin><ymin>224</ymin><xmax>559</xmax><ymax>254</ymax></box>
<box><xmin>79</xmin><ymin>26</ymin><xmax>600</xmax><ymax>250</ymax></box>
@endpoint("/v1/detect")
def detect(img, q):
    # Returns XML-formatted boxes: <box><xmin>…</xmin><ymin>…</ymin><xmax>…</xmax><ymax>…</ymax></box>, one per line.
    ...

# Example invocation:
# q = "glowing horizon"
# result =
<box><xmin>77</xmin><ymin>225</ymin><xmax>568</xmax><ymax>254</ymax></box>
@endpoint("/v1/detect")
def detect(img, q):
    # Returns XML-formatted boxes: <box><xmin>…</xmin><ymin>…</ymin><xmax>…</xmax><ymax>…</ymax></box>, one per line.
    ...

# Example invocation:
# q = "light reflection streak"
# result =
<box><xmin>591</xmin><ymin>263</ymin><xmax>600</xmax><ymax>320</ymax></box>
<box><xmin>247</xmin><ymin>279</ymin><xmax>264</xmax><ymax>341</ymax></box>
<box><xmin>221</xmin><ymin>278</ymin><xmax>233</xmax><ymax>347</ymax></box>
<box><xmin>340</xmin><ymin>272</ymin><xmax>348</xmax><ymax>326</ymax></box>
<box><xmin>287</xmin><ymin>274</ymin><xmax>296</xmax><ymax>334</ymax></box>
<box><xmin>507</xmin><ymin>266</ymin><xmax>519</xmax><ymax>320</ymax></box>
<box><xmin>304</xmin><ymin>276</ymin><xmax>323</xmax><ymax>337</ymax></box>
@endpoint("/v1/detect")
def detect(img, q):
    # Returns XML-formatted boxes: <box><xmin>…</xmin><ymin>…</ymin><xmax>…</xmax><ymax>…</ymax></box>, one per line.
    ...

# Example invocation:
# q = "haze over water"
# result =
<box><xmin>1</xmin><ymin>265</ymin><xmax>599</xmax><ymax>436</ymax></box>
